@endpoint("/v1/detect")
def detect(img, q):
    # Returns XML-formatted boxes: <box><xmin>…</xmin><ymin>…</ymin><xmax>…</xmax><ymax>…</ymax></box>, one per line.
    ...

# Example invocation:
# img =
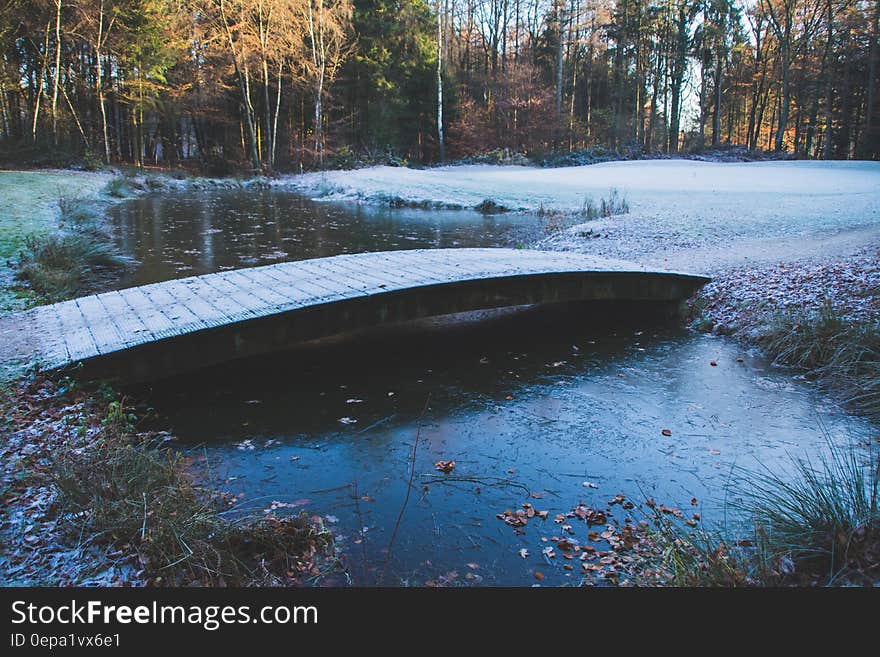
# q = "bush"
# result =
<box><xmin>104</xmin><ymin>177</ymin><xmax>134</xmax><ymax>198</ymax></box>
<box><xmin>57</xmin><ymin>194</ymin><xmax>95</xmax><ymax>225</ymax></box>
<box><xmin>474</xmin><ymin>198</ymin><xmax>510</xmax><ymax>214</ymax></box>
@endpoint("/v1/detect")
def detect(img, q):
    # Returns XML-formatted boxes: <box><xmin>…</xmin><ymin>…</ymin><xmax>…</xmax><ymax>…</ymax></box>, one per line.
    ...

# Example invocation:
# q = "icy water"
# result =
<box><xmin>111</xmin><ymin>190</ymin><xmax>874</xmax><ymax>587</ymax></box>
<box><xmin>110</xmin><ymin>189</ymin><xmax>542</xmax><ymax>286</ymax></box>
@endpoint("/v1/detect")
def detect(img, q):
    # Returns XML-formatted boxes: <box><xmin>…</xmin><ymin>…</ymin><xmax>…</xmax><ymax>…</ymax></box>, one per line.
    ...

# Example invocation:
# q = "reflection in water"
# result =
<box><xmin>110</xmin><ymin>190</ymin><xmax>542</xmax><ymax>287</ymax></box>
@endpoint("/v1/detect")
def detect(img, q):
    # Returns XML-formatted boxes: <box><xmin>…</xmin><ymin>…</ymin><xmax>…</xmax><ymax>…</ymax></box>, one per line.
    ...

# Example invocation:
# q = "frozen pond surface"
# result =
<box><xmin>150</xmin><ymin>309</ymin><xmax>872</xmax><ymax>586</ymax></box>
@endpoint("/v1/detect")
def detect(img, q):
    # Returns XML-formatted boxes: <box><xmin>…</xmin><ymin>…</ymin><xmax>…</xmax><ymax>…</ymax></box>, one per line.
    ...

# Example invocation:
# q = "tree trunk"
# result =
<box><xmin>51</xmin><ymin>0</ymin><xmax>62</xmax><ymax>145</ymax></box>
<box><xmin>713</xmin><ymin>52</ymin><xmax>723</xmax><ymax>146</ymax></box>
<box><xmin>861</xmin><ymin>0</ymin><xmax>879</xmax><ymax>157</ymax></box>
<box><xmin>823</xmin><ymin>0</ymin><xmax>835</xmax><ymax>159</ymax></box>
<box><xmin>437</xmin><ymin>0</ymin><xmax>445</xmax><ymax>160</ymax></box>
<box><xmin>272</xmin><ymin>60</ymin><xmax>283</xmax><ymax>166</ymax></box>
<box><xmin>555</xmin><ymin>0</ymin><xmax>565</xmax><ymax>115</ymax></box>
<box><xmin>219</xmin><ymin>0</ymin><xmax>260</xmax><ymax>171</ymax></box>
<box><xmin>775</xmin><ymin>42</ymin><xmax>791</xmax><ymax>151</ymax></box>
<box><xmin>97</xmin><ymin>2</ymin><xmax>111</xmax><ymax>164</ymax></box>
<box><xmin>32</xmin><ymin>21</ymin><xmax>51</xmax><ymax>142</ymax></box>
<box><xmin>668</xmin><ymin>4</ymin><xmax>689</xmax><ymax>153</ymax></box>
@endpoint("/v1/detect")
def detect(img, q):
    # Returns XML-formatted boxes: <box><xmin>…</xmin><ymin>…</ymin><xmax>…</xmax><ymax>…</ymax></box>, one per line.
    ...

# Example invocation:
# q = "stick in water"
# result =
<box><xmin>378</xmin><ymin>394</ymin><xmax>431</xmax><ymax>586</ymax></box>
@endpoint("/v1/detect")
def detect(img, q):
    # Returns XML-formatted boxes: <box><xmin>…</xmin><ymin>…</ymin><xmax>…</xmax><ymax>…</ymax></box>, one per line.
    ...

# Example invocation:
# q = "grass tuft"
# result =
<box><xmin>580</xmin><ymin>188</ymin><xmax>630</xmax><ymax>220</ymax></box>
<box><xmin>15</xmin><ymin>192</ymin><xmax>130</xmax><ymax>303</ymax></box>
<box><xmin>733</xmin><ymin>439</ymin><xmax>880</xmax><ymax>585</ymax></box>
<box><xmin>647</xmin><ymin>518</ymin><xmax>753</xmax><ymax>587</ymax></box>
<box><xmin>756</xmin><ymin>302</ymin><xmax>880</xmax><ymax>418</ymax></box>
<box><xmin>16</xmin><ymin>232</ymin><xmax>128</xmax><ymax>302</ymax></box>
<box><xmin>52</xmin><ymin>398</ymin><xmax>334</xmax><ymax>586</ymax></box>
<box><xmin>104</xmin><ymin>177</ymin><xmax>134</xmax><ymax>198</ymax></box>
<box><xmin>643</xmin><ymin>436</ymin><xmax>880</xmax><ymax>586</ymax></box>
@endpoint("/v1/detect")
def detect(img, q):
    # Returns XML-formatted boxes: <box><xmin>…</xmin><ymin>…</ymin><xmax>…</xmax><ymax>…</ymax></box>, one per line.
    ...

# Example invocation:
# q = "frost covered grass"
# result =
<box><xmin>53</xmin><ymin>426</ymin><xmax>334</xmax><ymax>587</ymax></box>
<box><xmin>735</xmin><ymin>438</ymin><xmax>880</xmax><ymax>585</ymax></box>
<box><xmin>579</xmin><ymin>188</ymin><xmax>630</xmax><ymax>221</ymax></box>
<box><xmin>15</xmin><ymin>194</ymin><xmax>129</xmax><ymax>303</ymax></box>
<box><xmin>0</xmin><ymin>170</ymin><xmax>112</xmax><ymax>260</ymax></box>
<box><xmin>691</xmin><ymin>253</ymin><xmax>879</xmax><ymax>419</ymax></box>
<box><xmin>1</xmin><ymin>373</ymin><xmax>335</xmax><ymax>586</ymax></box>
<box><xmin>281</xmin><ymin>159</ymin><xmax>880</xmax><ymax>223</ymax></box>
<box><xmin>639</xmin><ymin>435</ymin><xmax>879</xmax><ymax>586</ymax></box>
<box><xmin>756</xmin><ymin>304</ymin><xmax>880</xmax><ymax>419</ymax></box>
<box><xmin>283</xmin><ymin>160</ymin><xmax>880</xmax><ymax>275</ymax></box>
<box><xmin>0</xmin><ymin>170</ymin><xmax>114</xmax><ymax>311</ymax></box>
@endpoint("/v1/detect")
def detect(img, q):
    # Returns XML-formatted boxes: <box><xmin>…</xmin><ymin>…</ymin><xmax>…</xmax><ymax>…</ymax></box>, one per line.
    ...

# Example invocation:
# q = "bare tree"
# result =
<box><xmin>302</xmin><ymin>0</ymin><xmax>351</xmax><ymax>165</ymax></box>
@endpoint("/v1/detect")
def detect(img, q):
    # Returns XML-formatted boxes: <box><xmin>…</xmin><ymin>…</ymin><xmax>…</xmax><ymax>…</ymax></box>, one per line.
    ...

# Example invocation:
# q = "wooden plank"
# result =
<box><xmin>140</xmin><ymin>281</ymin><xmax>206</xmax><ymax>330</ymax></box>
<box><xmin>330</xmin><ymin>251</ymin><xmax>428</xmax><ymax>287</ymax></box>
<box><xmin>262</xmin><ymin>264</ymin><xmax>345</xmax><ymax>301</ymax></box>
<box><xmin>163</xmin><ymin>278</ymin><xmax>232</xmax><ymax>329</ymax></box>
<box><xmin>118</xmin><ymin>287</ymin><xmax>180</xmax><ymax>340</ymax></box>
<box><xmin>221</xmin><ymin>269</ymin><xmax>295</xmax><ymax>307</ymax></box>
<box><xmin>55</xmin><ymin>300</ymin><xmax>99</xmax><ymax>362</ymax></box>
<box><xmin>75</xmin><ymin>295</ymin><xmax>129</xmax><ymax>355</ymax></box>
<box><xmin>185</xmin><ymin>275</ymin><xmax>261</xmax><ymax>325</ymax></box>
<box><xmin>199</xmin><ymin>273</ymin><xmax>276</xmax><ymax>316</ymax></box>
<box><xmin>313</xmin><ymin>256</ymin><xmax>407</xmax><ymax>293</ymax></box>
<box><xmin>31</xmin><ymin>305</ymin><xmax>70</xmax><ymax>366</ymax></box>
<box><xmin>97</xmin><ymin>291</ymin><xmax>154</xmax><ymax>347</ymax></box>
<box><xmin>293</xmin><ymin>259</ymin><xmax>377</xmax><ymax>297</ymax></box>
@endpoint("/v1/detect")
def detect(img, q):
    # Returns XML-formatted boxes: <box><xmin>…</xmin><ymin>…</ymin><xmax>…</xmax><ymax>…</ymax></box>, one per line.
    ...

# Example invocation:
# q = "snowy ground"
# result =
<box><xmin>280</xmin><ymin>160</ymin><xmax>880</xmax><ymax>275</ymax></box>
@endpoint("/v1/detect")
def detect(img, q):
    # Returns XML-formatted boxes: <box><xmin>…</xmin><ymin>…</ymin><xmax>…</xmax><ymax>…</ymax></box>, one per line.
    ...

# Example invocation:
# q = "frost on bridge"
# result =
<box><xmin>0</xmin><ymin>248</ymin><xmax>709</xmax><ymax>381</ymax></box>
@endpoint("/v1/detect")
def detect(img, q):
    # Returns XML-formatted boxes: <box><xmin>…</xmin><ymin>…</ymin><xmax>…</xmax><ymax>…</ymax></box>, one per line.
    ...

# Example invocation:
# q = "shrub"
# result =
<box><xmin>104</xmin><ymin>177</ymin><xmax>133</xmax><ymax>198</ymax></box>
<box><xmin>475</xmin><ymin>198</ymin><xmax>509</xmax><ymax>214</ymax></box>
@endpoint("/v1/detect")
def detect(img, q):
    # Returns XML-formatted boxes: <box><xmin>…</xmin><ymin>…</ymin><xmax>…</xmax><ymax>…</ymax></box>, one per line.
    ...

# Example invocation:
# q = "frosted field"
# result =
<box><xmin>280</xmin><ymin>160</ymin><xmax>880</xmax><ymax>272</ymax></box>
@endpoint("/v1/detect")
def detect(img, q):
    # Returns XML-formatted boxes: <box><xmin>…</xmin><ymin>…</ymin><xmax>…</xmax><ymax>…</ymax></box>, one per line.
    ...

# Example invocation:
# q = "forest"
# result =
<box><xmin>1</xmin><ymin>0</ymin><xmax>879</xmax><ymax>172</ymax></box>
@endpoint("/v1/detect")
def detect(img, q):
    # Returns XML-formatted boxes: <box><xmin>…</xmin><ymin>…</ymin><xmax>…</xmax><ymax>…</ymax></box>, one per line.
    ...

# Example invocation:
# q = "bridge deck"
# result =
<box><xmin>0</xmin><ymin>248</ymin><xmax>709</xmax><ymax>380</ymax></box>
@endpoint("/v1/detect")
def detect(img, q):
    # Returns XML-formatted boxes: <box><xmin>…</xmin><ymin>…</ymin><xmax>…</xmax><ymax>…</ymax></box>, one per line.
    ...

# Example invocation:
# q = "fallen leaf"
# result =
<box><xmin>434</xmin><ymin>460</ymin><xmax>456</xmax><ymax>473</ymax></box>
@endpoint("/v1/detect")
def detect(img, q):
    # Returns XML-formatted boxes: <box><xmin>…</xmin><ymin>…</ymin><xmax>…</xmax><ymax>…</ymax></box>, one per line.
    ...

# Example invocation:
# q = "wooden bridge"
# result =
<box><xmin>0</xmin><ymin>248</ymin><xmax>709</xmax><ymax>381</ymax></box>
